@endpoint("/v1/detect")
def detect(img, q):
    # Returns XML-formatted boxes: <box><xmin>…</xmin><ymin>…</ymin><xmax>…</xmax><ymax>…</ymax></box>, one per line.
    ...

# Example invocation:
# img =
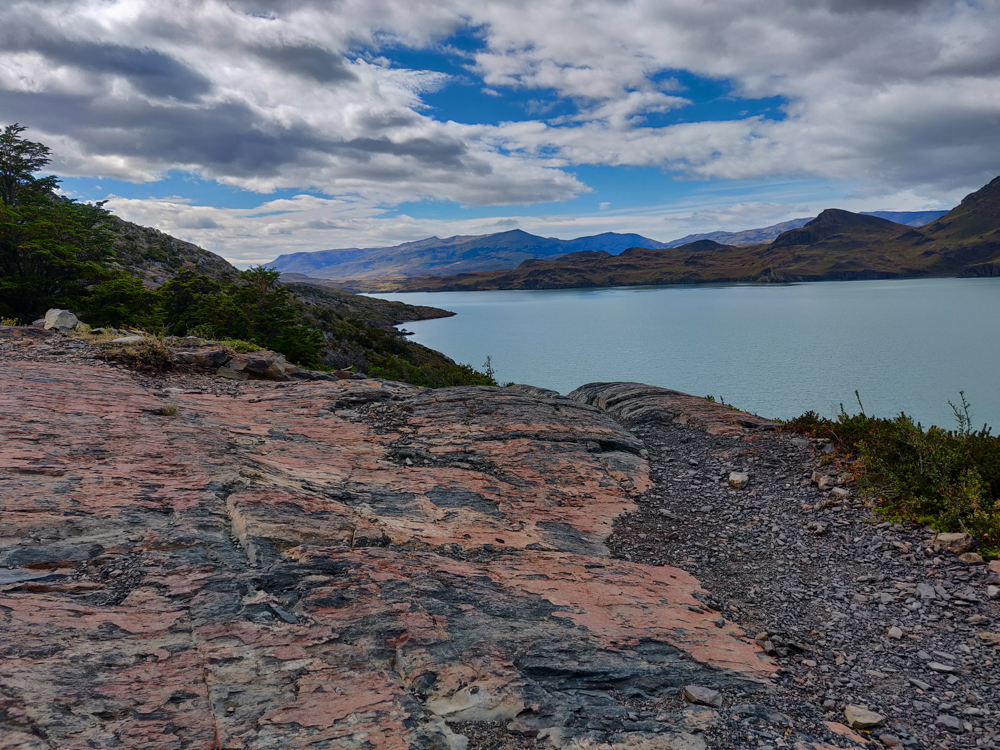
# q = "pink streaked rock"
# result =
<box><xmin>0</xmin><ymin>359</ymin><xmax>773</xmax><ymax>748</ymax></box>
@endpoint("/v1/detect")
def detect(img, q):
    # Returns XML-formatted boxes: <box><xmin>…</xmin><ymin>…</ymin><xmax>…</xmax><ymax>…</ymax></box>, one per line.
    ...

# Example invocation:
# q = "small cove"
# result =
<box><xmin>373</xmin><ymin>277</ymin><xmax>1000</xmax><ymax>430</ymax></box>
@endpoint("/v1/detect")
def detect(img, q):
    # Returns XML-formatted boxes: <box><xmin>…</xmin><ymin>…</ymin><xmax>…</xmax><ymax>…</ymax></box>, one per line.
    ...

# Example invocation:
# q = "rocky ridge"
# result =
<box><xmin>0</xmin><ymin>330</ymin><xmax>997</xmax><ymax>750</ymax></box>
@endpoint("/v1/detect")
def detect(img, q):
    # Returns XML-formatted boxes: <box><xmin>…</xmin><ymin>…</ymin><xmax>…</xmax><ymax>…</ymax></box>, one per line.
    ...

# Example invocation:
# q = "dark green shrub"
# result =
<box><xmin>787</xmin><ymin>393</ymin><xmax>1000</xmax><ymax>555</ymax></box>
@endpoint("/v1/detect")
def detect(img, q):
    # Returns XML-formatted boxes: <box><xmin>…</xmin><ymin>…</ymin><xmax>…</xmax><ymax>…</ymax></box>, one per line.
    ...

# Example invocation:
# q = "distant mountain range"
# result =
<box><xmin>267</xmin><ymin>212</ymin><xmax>947</xmax><ymax>281</ymax></box>
<box><xmin>335</xmin><ymin>178</ymin><xmax>1000</xmax><ymax>292</ymax></box>
<box><xmin>269</xmin><ymin>230</ymin><xmax>669</xmax><ymax>279</ymax></box>
<box><xmin>661</xmin><ymin>210</ymin><xmax>948</xmax><ymax>248</ymax></box>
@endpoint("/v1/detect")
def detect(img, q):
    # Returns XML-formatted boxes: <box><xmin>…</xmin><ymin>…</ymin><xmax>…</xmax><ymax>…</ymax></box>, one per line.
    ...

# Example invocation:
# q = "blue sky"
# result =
<box><xmin>4</xmin><ymin>0</ymin><xmax>997</xmax><ymax>265</ymax></box>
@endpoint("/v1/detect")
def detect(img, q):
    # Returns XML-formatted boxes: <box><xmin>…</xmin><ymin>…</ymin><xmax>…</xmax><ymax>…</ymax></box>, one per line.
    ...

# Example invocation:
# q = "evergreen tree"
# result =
<box><xmin>0</xmin><ymin>124</ymin><xmax>114</xmax><ymax>320</ymax></box>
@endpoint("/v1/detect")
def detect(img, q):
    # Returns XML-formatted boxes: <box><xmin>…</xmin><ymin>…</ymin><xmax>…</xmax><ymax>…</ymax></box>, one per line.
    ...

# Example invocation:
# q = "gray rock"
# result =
<box><xmin>935</xmin><ymin>714</ymin><xmax>963</xmax><ymax>733</ymax></box>
<box><xmin>953</xmin><ymin>587</ymin><xmax>979</xmax><ymax>603</ymax></box>
<box><xmin>927</xmin><ymin>662</ymin><xmax>954</xmax><ymax>673</ymax></box>
<box><xmin>887</xmin><ymin>626</ymin><xmax>903</xmax><ymax>640</ymax></box>
<box><xmin>43</xmin><ymin>309</ymin><xmax>79</xmax><ymax>332</ymax></box>
<box><xmin>2</xmin><ymin>542</ymin><xmax>104</xmax><ymax>568</ymax></box>
<box><xmin>111</xmin><ymin>335</ymin><xmax>145</xmax><ymax>345</ymax></box>
<box><xmin>987</xmin><ymin>585</ymin><xmax>999</xmax><ymax>600</ymax></box>
<box><xmin>681</xmin><ymin>685</ymin><xmax>722</xmax><ymax>708</ymax></box>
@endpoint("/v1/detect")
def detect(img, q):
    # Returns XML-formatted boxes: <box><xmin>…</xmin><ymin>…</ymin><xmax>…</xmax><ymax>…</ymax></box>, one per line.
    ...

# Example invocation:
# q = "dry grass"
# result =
<box><xmin>101</xmin><ymin>338</ymin><xmax>172</xmax><ymax>373</ymax></box>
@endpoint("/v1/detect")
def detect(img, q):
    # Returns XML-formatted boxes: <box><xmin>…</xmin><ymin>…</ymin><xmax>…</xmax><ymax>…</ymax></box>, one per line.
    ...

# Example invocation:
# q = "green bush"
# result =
<box><xmin>787</xmin><ymin>393</ymin><xmax>1000</xmax><ymax>555</ymax></box>
<box><xmin>153</xmin><ymin>266</ymin><xmax>326</xmax><ymax>367</ymax></box>
<box><xmin>0</xmin><ymin>124</ymin><xmax>495</xmax><ymax>389</ymax></box>
<box><xmin>215</xmin><ymin>339</ymin><xmax>263</xmax><ymax>353</ymax></box>
<box><xmin>368</xmin><ymin>354</ymin><xmax>497</xmax><ymax>388</ymax></box>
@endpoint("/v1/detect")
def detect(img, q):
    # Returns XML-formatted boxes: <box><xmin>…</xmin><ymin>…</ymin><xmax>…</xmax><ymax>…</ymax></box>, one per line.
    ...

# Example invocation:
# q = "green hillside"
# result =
<box><xmin>0</xmin><ymin>124</ymin><xmax>493</xmax><ymax>387</ymax></box>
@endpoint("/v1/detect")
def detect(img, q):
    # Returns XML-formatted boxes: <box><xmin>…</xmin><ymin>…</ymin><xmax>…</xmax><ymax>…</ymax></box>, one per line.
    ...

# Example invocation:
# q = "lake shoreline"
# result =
<box><xmin>373</xmin><ymin>277</ymin><xmax>1000</xmax><ymax>430</ymax></box>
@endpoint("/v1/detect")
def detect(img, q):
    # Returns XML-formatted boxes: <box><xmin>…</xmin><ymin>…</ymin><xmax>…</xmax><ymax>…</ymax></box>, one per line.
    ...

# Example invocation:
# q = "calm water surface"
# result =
<box><xmin>373</xmin><ymin>278</ymin><xmax>1000</xmax><ymax>429</ymax></box>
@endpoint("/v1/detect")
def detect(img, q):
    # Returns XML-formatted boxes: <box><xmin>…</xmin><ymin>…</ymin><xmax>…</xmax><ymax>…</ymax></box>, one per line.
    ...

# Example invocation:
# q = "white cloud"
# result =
<box><xmin>2</xmin><ymin>0</ymin><xmax>998</xmax><ymax>255</ymax></box>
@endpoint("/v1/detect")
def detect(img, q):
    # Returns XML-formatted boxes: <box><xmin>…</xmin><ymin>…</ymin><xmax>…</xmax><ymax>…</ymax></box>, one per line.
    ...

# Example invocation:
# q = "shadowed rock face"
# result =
<box><xmin>0</xmin><ymin>362</ymin><xmax>772</xmax><ymax>749</ymax></box>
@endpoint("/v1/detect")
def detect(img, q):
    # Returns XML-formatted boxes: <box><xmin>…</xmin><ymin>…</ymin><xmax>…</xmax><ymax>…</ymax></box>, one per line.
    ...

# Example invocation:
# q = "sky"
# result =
<box><xmin>2</xmin><ymin>0</ymin><xmax>999</xmax><ymax>266</ymax></box>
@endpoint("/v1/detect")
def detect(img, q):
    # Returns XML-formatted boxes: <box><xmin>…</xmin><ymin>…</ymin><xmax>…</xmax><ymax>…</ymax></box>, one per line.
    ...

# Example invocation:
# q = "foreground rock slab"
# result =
<box><xmin>0</xmin><ymin>362</ymin><xmax>773</xmax><ymax>749</ymax></box>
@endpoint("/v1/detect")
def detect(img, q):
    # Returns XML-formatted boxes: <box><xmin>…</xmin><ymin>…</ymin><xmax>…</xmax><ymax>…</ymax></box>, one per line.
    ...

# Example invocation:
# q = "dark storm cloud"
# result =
<box><xmin>339</xmin><ymin>136</ymin><xmax>469</xmax><ymax>168</ymax></box>
<box><xmin>0</xmin><ymin>91</ymin><xmax>324</xmax><ymax>176</ymax></box>
<box><xmin>0</xmin><ymin>16</ymin><xmax>211</xmax><ymax>101</ymax></box>
<box><xmin>814</xmin><ymin>0</ymin><xmax>939</xmax><ymax>12</ymax></box>
<box><xmin>253</xmin><ymin>43</ymin><xmax>358</xmax><ymax>83</ymax></box>
<box><xmin>50</xmin><ymin>41</ymin><xmax>212</xmax><ymax>100</ymax></box>
<box><xmin>0</xmin><ymin>87</ymin><xmax>478</xmax><ymax>182</ymax></box>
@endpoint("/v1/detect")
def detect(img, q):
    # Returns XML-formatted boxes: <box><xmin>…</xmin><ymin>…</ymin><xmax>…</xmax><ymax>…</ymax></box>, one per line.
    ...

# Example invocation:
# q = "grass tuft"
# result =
<box><xmin>158</xmin><ymin>404</ymin><xmax>179</xmax><ymax>417</ymax></box>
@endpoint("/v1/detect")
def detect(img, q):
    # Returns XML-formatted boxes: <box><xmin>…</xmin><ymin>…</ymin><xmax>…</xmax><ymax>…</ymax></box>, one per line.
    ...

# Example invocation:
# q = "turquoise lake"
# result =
<box><xmin>373</xmin><ymin>278</ymin><xmax>1000</xmax><ymax>429</ymax></box>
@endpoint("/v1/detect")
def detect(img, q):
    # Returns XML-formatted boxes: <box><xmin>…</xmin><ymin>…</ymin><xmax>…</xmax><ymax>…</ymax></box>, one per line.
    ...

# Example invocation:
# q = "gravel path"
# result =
<box><xmin>609</xmin><ymin>419</ymin><xmax>1000</xmax><ymax>750</ymax></box>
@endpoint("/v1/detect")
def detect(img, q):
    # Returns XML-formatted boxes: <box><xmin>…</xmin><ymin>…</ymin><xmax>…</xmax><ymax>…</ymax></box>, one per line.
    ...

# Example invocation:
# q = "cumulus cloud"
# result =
<box><xmin>2</xmin><ymin>0</ymin><xmax>998</xmax><ymax>257</ymax></box>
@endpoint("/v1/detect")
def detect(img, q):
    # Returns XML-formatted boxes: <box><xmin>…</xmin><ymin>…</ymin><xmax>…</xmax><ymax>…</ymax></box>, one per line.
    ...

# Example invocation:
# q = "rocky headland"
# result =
<box><xmin>1</xmin><ymin>327</ymin><xmax>998</xmax><ymax>750</ymax></box>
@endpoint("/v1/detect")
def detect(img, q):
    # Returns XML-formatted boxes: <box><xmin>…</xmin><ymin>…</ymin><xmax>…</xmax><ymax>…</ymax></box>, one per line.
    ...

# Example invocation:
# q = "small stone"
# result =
<box><xmin>111</xmin><ymin>335</ymin><xmax>145</xmax><ymax>344</ymax></box>
<box><xmin>987</xmin><ymin>585</ymin><xmax>999</xmax><ymax>600</ymax></box>
<box><xmin>681</xmin><ymin>685</ymin><xmax>722</xmax><ymax>708</ymax></box>
<box><xmin>728</xmin><ymin>471</ymin><xmax>749</xmax><ymax>489</ymax></box>
<box><xmin>844</xmin><ymin>705</ymin><xmax>885</xmax><ymax>730</ymax></box>
<box><xmin>887</xmin><ymin>626</ymin><xmax>903</xmax><ymax>640</ymax></box>
<box><xmin>927</xmin><ymin>661</ymin><xmax>954</xmax><ymax>673</ymax></box>
<box><xmin>958</xmin><ymin>552</ymin><xmax>984</xmax><ymax>565</ymax></box>
<box><xmin>830</xmin><ymin>486</ymin><xmax>850</xmax><ymax>499</ymax></box>
<box><xmin>953</xmin><ymin>587</ymin><xmax>979</xmax><ymax>603</ymax></box>
<box><xmin>932</xmin><ymin>532</ymin><xmax>975</xmax><ymax>554</ymax></box>
<box><xmin>878</xmin><ymin>733</ymin><xmax>902</xmax><ymax>747</ymax></box>
<box><xmin>935</xmin><ymin>713</ymin><xmax>963</xmax><ymax>733</ymax></box>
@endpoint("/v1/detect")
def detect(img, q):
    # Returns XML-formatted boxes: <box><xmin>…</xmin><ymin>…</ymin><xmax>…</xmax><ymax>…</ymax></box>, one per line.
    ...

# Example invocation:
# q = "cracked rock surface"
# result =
<box><xmin>3</xmin><ymin>334</ymin><xmax>997</xmax><ymax>750</ymax></box>
<box><xmin>0</xmin><ymin>347</ymin><xmax>773</xmax><ymax>750</ymax></box>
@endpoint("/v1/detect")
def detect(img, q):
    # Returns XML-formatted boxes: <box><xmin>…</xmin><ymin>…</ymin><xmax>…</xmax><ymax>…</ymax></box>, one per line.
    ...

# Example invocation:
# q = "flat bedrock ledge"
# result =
<box><xmin>570</xmin><ymin>382</ymin><xmax>779</xmax><ymax>435</ymax></box>
<box><xmin>0</xmin><ymin>360</ymin><xmax>774</xmax><ymax>749</ymax></box>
